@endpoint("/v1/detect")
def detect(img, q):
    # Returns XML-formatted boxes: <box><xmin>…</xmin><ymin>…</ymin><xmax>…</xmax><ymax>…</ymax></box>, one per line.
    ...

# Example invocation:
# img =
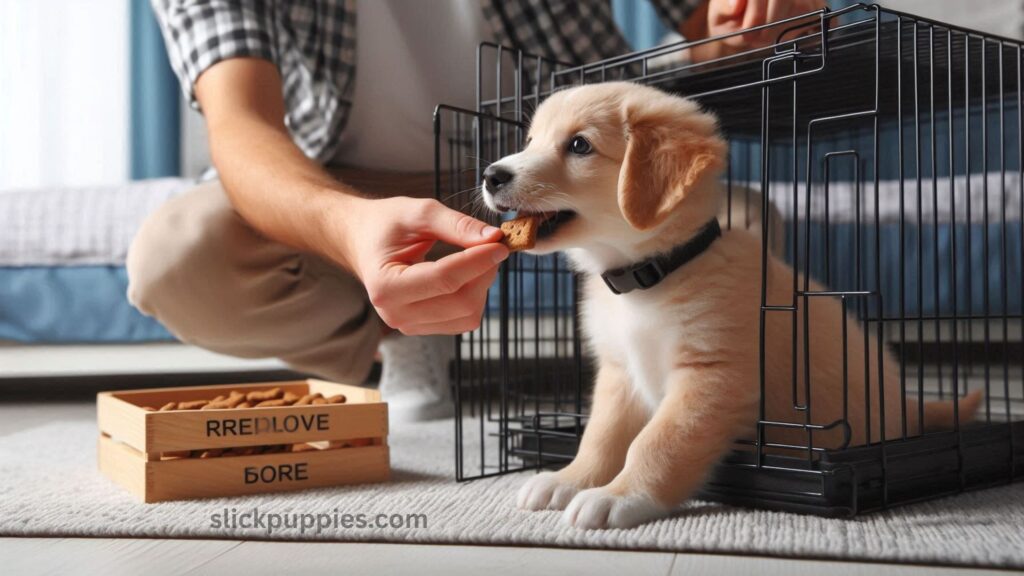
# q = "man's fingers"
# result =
<box><xmin>419</xmin><ymin>201</ymin><xmax>504</xmax><ymax>249</ymax></box>
<box><xmin>740</xmin><ymin>0</ymin><xmax>768</xmax><ymax>44</ymax></box>
<box><xmin>376</xmin><ymin>243</ymin><xmax>508</xmax><ymax>307</ymax></box>
<box><xmin>378</xmin><ymin>263</ymin><xmax>500</xmax><ymax>328</ymax></box>
<box><xmin>400</xmin><ymin>314</ymin><xmax>483</xmax><ymax>336</ymax></box>
<box><xmin>726</xmin><ymin>0</ymin><xmax>747</xmax><ymax>18</ymax></box>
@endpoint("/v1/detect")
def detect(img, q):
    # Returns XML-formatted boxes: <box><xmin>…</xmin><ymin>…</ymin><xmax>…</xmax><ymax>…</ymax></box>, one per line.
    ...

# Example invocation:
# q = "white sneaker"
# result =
<box><xmin>378</xmin><ymin>333</ymin><xmax>455</xmax><ymax>422</ymax></box>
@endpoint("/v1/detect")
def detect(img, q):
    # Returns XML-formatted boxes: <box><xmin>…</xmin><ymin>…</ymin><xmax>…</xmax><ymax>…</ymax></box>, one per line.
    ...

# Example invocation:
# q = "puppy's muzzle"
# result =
<box><xmin>483</xmin><ymin>164</ymin><xmax>516</xmax><ymax>211</ymax></box>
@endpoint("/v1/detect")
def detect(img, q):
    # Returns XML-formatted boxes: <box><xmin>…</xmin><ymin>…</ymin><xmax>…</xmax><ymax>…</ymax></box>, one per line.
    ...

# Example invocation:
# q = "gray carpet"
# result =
<box><xmin>1</xmin><ymin>419</ymin><xmax>1022</xmax><ymax>569</ymax></box>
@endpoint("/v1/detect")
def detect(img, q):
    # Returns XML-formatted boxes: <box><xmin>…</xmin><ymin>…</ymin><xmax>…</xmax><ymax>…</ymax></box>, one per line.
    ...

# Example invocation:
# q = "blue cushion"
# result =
<box><xmin>0</xmin><ymin>266</ymin><xmax>173</xmax><ymax>343</ymax></box>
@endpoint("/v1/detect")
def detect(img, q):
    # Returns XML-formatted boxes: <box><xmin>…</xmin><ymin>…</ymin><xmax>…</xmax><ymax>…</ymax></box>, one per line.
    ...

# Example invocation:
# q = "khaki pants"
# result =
<box><xmin>127</xmin><ymin>178</ymin><xmax>400</xmax><ymax>384</ymax></box>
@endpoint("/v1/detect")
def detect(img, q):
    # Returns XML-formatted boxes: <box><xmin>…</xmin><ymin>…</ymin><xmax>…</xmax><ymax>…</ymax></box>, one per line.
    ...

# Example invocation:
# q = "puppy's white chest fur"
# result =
<box><xmin>583</xmin><ymin>284</ymin><xmax>677</xmax><ymax>410</ymax></box>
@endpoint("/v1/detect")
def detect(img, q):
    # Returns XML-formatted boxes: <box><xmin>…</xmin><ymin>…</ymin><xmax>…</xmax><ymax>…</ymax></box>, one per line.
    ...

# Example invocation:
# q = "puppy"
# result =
<box><xmin>480</xmin><ymin>82</ymin><xmax>981</xmax><ymax>529</ymax></box>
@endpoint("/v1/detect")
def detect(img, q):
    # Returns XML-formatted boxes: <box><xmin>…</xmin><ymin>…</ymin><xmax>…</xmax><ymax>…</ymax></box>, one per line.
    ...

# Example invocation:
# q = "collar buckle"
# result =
<box><xmin>599</xmin><ymin>218</ymin><xmax>721</xmax><ymax>296</ymax></box>
<box><xmin>602</xmin><ymin>260</ymin><xmax>666</xmax><ymax>295</ymax></box>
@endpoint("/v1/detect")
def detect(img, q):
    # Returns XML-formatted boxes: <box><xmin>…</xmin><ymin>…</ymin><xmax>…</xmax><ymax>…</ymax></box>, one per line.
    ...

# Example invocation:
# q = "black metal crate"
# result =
<box><xmin>435</xmin><ymin>3</ymin><xmax>1024</xmax><ymax>516</ymax></box>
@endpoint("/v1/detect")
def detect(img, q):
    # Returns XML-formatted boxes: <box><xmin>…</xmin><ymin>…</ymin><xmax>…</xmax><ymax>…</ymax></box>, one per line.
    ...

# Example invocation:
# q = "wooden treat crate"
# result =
<box><xmin>97</xmin><ymin>379</ymin><xmax>389</xmax><ymax>502</ymax></box>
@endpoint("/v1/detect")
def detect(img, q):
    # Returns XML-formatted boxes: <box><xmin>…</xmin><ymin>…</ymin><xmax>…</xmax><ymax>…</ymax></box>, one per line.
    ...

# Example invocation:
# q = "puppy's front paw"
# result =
<box><xmin>563</xmin><ymin>486</ymin><xmax>669</xmax><ymax>529</ymax></box>
<box><xmin>516</xmin><ymin>471</ymin><xmax>583</xmax><ymax>511</ymax></box>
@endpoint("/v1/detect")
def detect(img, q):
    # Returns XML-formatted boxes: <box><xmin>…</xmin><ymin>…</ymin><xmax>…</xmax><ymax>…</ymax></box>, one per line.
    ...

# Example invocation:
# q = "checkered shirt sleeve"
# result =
<box><xmin>150</xmin><ymin>0</ymin><xmax>356</xmax><ymax>162</ymax></box>
<box><xmin>150</xmin><ymin>0</ymin><xmax>278</xmax><ymax>107</ymax></box>
<box><xmin>481</xmin><ymin>0</ymin><xmax>703</xmax><ymax>65</ymax></box>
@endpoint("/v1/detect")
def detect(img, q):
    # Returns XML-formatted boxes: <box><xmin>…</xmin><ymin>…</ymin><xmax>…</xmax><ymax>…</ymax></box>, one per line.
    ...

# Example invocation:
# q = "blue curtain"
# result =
<box><xmin>130</xmin><ymin>0</ymin><xmax>181</xmax><ymax>179</ymax></box>
<box><xmin>612</xmin><ymin>0</ymin><xmax>669</xmax><ymax>50</ymax></box>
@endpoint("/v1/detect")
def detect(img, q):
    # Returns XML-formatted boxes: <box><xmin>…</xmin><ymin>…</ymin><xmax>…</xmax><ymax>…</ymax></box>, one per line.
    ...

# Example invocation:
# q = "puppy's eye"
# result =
<box><xmin>568</xmin><ymin>135</ymin><xmax>592</xmax><ymax>155</ymax></box>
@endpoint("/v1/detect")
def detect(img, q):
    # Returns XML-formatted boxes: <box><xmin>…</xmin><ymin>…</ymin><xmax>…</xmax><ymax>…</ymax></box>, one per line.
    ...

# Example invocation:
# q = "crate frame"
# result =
<box><xmin>435</xmin><ymin>3</ymin><xmax>1024</xmax><ymax>516</ymax></box>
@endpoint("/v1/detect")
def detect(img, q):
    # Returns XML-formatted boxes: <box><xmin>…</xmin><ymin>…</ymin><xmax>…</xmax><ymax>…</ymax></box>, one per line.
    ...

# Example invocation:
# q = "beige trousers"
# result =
<box><xmin>127</xmin><ymin>176</ymin><xmax>409</xmax><ymax>384</ymax></box>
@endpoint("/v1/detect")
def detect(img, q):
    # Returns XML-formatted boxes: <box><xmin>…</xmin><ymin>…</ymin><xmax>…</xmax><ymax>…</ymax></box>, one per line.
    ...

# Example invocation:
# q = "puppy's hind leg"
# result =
<box><xmin>564</xmin><ymin>365</ymin><xmax>756</xmax><ymax>529</ymax></box>
<box><xmin>517</xmin><ymin>361</ymin><xmax>647</xmax><ymax>511</ymax></box>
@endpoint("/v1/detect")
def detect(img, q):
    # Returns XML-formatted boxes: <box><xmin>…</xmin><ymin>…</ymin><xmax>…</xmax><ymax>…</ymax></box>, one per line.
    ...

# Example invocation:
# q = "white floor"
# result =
<box><xmin>0</xmin><ymin>342</ymin><xmax>286</xmax><ymax>378</ymax></box>
<box><xmin>0</xmin><ymin>538</ymin><xmax>1010</xmax><ymax>576</ymax></box>
<box><xmin>0</xmin><ymin>400</ymin><xmax>1013</xmax><ymax>576</ymax></box>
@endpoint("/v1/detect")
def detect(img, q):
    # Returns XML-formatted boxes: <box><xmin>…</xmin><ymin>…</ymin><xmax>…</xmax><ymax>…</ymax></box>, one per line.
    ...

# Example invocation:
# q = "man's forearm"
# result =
<box><xmin>196</xmin><ymin>58</ymin><xmax>363</xmax><ymax>273</ymax></box>
<box><xmin>207</xmin><ymin>115</ymin><xmax>362</xmax><ymax>271</ymax></box>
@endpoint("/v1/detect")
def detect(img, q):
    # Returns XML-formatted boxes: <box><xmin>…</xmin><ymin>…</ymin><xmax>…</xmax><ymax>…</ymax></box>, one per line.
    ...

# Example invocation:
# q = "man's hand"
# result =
<box><xmin>342</xmin><ymin>197</ymin><xmax>509</xmax><ymax>336</ymax></box>
<box><xmin>195</xmin><ymin>59</ymin><xmax>507</xmax><ymax>337</ymax></box>
<box><xmin>684</xmin><ymin>0</ymin><xmax>828</xmax><ymax>61</ymax></box>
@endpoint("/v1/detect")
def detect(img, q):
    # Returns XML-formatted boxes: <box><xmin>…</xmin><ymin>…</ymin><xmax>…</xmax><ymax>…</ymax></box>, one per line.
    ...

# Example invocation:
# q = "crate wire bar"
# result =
<box><xmin>435</xmin><ymin>3</ymin><xmax>1024</xmax><ymax>516</ymax></box>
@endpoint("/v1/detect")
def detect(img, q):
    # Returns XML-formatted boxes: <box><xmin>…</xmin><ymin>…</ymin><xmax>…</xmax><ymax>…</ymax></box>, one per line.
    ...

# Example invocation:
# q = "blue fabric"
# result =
<box><xmin>130</xmin><ymin>0</ymin><xmax>181</xmax><ymax>179</ymax></box>
<box><xmin>0</xmin><ymin>266</ymin><xmax>174</xmax><ymax>343</ymax></box>
<box><xmin>612</xmin><ymin>0</ymin><xmax>669</xmax><ymax>50</ymax></box>
<box><xmin>487</xmin><ymin>253</ymin><xmax>577</xmax><ymax>314</ymax></box>
<box><xmin>790</xmin><ymin>222</ymin><xmax>1023</xmax><ymax>317</ymax></box>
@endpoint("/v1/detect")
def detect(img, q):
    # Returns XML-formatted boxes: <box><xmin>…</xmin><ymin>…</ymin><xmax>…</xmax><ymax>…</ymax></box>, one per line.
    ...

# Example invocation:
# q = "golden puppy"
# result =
<box><xmin>480</xmin><ymin>82</ymin><xmax>980</xmax><ymax>529</ymax></box>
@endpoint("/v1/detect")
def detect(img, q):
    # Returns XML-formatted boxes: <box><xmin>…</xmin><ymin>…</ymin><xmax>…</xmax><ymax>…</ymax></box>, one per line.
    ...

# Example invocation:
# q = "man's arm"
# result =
<box><xmin>194</xmin><ymin>58</ymin><xmax>508</xmax><ymax>335</ymax></box>
<box><xmin>196</xmin><ymin>58</ymin><xmax>355</xmax><ymax>267</ymax></box>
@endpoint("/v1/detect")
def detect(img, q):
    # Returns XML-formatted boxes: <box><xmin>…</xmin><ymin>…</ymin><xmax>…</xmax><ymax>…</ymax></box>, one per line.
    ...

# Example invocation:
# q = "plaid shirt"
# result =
<box><xmin>151</xmin><ymin>0</ymin><xmax>701</xmax><ymax>163</ymax></box>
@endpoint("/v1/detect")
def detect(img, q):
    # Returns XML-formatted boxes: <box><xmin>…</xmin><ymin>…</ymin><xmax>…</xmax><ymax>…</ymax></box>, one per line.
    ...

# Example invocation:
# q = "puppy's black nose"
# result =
<box><xmin>483</xmin><ymin>165</ymin><xmax>514</xmax><ymax>190</ymax></box>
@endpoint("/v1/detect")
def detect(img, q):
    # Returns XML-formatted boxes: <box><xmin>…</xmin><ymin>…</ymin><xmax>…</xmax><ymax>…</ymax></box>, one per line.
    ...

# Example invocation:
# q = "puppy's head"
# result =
<box><xmin>481</xmin><ymin>82</ymin><xmax>726</xmax><ymax>260</ymax></box>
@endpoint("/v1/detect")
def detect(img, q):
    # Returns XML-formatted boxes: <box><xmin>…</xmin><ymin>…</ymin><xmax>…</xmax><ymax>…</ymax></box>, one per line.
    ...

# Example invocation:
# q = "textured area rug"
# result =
<box><xmin>1</xmin><ymin>419</ymin><xmax>1022</xmax><ymax>568</ymax></box>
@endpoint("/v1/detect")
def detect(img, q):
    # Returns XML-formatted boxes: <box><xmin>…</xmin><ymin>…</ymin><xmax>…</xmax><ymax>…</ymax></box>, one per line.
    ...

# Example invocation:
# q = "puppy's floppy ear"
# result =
<box><xmin>617</xmin><ymin>96</ymin><xmax>727</xmax><ymax>230</ymax></box>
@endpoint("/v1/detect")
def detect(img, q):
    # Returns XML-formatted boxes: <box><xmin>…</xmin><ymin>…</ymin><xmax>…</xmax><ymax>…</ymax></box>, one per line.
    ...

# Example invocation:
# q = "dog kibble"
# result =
<box><xmin>500</xmin><ymin>216</ymin><xmax>539</xmax><ymax>252</ymax></box>
<box><xmin>294</xmin><ymin>393</ymin><xmax>322</xmax><ymax>406</ymax></box>
<box><xmin>246</xmin><ymin>387</ymin><xmax>283</xmax><ymax>402</ymax></box>
<box><xmin>141</xmin><ymin>386</ymin><xmax>375</xmax><ymax>459</ymax></box>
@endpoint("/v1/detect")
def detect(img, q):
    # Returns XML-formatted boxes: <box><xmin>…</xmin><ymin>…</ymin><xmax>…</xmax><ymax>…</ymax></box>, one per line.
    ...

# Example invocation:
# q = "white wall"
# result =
<box><xmin>180</xmin><ymin>100</ymin><xmax>211</xmax><ymax>179</ymax></box>
<box><xmin>0</xmin><ymin>0</ymin><xmax>129</xmax><ymax>191</ymax></box>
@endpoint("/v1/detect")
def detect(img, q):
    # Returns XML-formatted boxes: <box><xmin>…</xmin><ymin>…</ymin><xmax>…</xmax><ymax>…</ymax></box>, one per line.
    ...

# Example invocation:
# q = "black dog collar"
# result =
<box><xmin>601</xmin><ymin>219</ymin><xmax>722</xmax><ymax>295</ymax></box>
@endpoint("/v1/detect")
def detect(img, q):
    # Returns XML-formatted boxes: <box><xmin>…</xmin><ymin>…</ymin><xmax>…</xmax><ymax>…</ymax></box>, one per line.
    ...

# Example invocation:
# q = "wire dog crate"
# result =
<box><xmin>434</xmin><ymin>3</ymin><xmax>1024</xmax><ymax>516</ymax></box>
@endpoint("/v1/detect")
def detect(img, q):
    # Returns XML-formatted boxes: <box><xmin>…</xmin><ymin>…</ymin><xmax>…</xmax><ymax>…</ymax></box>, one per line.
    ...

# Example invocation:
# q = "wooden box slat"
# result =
<box><xmin>98</xmin><ymin>379</ymin><xmax>387</xmax><ymax>453</ymax></box>
<box><xmin>99</xmin><ymin>435</ymin><xmax>389</xmax><ymax>502</ymax></box>
<box><xmin>96</xmin><ymin>378</ymin><xmax>390</xmax><ymax>502</ymax></box>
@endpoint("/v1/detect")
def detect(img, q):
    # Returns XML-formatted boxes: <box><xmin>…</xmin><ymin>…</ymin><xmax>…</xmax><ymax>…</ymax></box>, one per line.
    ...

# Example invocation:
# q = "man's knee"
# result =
<box><xmin>126</xmin><ymin>181</ymin><xmax>238</xmax><ymax>323</ymax></box>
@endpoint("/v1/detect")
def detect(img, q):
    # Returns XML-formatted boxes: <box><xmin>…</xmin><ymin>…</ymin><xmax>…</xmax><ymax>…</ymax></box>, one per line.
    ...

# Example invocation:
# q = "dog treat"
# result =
<box><xmin>133</xmin><ymin>386</ymin><xmax>380</xmax><ymax>459</ymax></box>
<box><xmin>500</xmin><ymin>215</ymin><xmax>539</xmax><ymax>252</ymax></box>
<box><xmin>294</xmin><ymin>393</ymin><xmax>323</xmax><ymax>406</ymax></box>
<box><xmin>203</xmin><ymin>391</ymin><xmax>247</xmax><ymax>410</ymax></box>
<box><xmin>246</xmin><ymin>387</ymin><xmax>283</xmax><ymax>402</ymax></box>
